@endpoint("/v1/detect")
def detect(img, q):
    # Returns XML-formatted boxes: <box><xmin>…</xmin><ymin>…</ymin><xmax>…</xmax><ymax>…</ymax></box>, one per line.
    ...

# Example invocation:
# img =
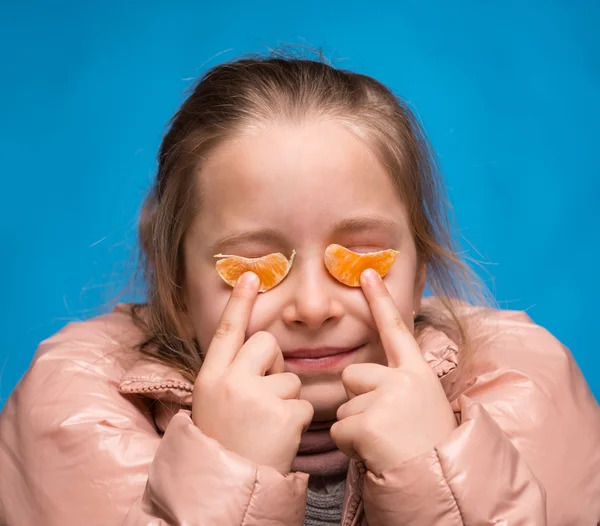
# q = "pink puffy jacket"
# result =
<box><xmin>0</xmin><ymin>299</ymin><xmax>599</xmax><ymax>525</ymax></box>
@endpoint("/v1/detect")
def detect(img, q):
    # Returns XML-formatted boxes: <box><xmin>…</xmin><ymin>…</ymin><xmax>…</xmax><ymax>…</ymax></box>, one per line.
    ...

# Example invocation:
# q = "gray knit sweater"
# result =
<box><xmin>304</xmin><ymin>475</ymin><xmax>346</xmax><ymax>526</ymax></box>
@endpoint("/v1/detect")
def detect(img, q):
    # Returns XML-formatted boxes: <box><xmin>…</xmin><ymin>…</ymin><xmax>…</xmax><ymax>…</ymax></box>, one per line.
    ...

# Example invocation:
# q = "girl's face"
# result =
<box><xmin>183</xmin><ymin>119</ymin><xmax>426</xmax><ymax>422</ymax></box>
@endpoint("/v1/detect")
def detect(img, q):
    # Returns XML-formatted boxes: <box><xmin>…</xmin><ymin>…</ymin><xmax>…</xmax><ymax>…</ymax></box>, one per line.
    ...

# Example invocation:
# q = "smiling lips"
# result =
<box><xmin>283</xmin><ymin>346</ymin><xmax>362</xmax><ymax>371</ymax></box>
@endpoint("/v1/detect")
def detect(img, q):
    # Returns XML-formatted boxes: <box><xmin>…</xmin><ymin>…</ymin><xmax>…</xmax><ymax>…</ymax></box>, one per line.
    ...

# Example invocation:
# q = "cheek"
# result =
<box><xmin>384</xmin><ymin>277</ymin><xmax>417</xmax><ymax>317</ymax></box>
<box><xmin>190</xmin><ymin>298</ymin><xmax>226</xmax><ymax>353</ymax></box>
<box><xmin>363</xmin><ymin>342</ymin><xmax>388</xmax><ymax>367</ymax></box>
<box><xmin>384</xmin><ymin>251</ymin><xmax>420</xmax><ymax>315</ymax></box>
<box><xmin>184</xmin><ymin>264</ymin><xmax>229</xmax><ymax>351</ymax></box>
<box><xmin>184</xmin><ymin>268</ymin><xmax>278</xmax><ymax>353</ymax></box>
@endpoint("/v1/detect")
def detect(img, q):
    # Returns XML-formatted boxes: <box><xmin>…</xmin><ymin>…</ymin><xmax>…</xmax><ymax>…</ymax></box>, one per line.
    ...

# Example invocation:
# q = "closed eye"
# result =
<box><xmin>345</xmin><ymin>246</ymin><xmax>388</xmax><ymax>253</ymax></box>
<box><xmin>215</xmin><ymin>251</ymin><xmax>278</xmax><ymax>260</ymax></box>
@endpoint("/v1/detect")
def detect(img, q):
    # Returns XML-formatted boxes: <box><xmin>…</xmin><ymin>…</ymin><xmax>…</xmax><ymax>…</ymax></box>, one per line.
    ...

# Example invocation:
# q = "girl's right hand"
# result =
<box><xmin>191</xmin><ymin>272</ymin><xmax>314</xmax><ymax>475</ymax></box>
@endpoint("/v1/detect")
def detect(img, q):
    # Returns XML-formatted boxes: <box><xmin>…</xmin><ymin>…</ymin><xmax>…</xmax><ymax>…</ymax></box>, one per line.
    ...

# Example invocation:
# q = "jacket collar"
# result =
<box><xmin>118</xmin><ymin>357</ymin><xmax>194</xmax><ymax>404</ymax></box>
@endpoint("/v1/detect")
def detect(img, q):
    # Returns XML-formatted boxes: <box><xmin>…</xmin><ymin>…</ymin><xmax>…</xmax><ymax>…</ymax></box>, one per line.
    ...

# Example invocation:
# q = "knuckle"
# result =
<box><xmin>214</xmin><ymin>320</ymin><xmax>235</xmax><ymax>339</ymax></box>
<box><xmin>286</xmin><ymin>373</ymin><xmax>302</xmax><ymax>392</ymax></box>
<box><xmin>297</xmin><ymin>400</ymin><xmax>314</xmax><ymax>421</ymax></box>
<box><xmin>378</xmin><ymin>390</ymin><xmax>397</xmax><ymax>408</ymax></box>
<box><xmin>389</xmin><ymin>315</ymin><xmax>409</xmax><ymax>333</ymax></box>
<box><xmin>362</xmin><ymin>411</ymin><xmax>378</xmax><ymax>432</ymax></box>
<box><xmin>252</xmin><ymin>331</ymin><xmax>278</xmax><ymax>347</ymax></box>
<box><xmin>396</xmin><ymin>370</ymin><xmax>418</xmax><ymax>389</ymax></box>
<box><xmin>246</xmin><ymin>343</ymin><xmax>268</xmax><ymax>362</ymax></box>
<box><xmin>392</xmin><ymin>373</ymin><xmax>409</xmax><ymax>391</ymax></box>
<box><xmin>341</xmin><ymin>364</ymin><xmax>359</xmax><ymax>384</ymax></box>
<box><xmin>274</xmin><ymin>403</ymin><xmax>288</xmax><ymax>422</ymax></box>
<box><xmin>221</xmin><ymin>373</ymin><xmax>242</xmax><ymax>399</ymax></box>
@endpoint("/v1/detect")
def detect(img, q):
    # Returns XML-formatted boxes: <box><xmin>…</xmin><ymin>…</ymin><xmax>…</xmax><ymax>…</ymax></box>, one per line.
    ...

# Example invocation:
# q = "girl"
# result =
<box><xmin>1</xmin><ymin>54</ymin><xmax>599</xmax><ymax>526</ymax></box>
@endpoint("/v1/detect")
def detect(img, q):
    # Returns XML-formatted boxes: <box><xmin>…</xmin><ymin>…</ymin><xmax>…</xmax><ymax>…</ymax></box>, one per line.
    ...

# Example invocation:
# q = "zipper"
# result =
<box><xmin>343</xmin><ymin>461</ymin><xmax>367</xmax><ymax>526</ymax></box>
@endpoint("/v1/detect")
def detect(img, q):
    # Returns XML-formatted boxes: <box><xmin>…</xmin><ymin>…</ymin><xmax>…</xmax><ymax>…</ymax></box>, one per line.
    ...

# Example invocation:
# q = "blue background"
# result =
<box><xmin>1</xmin><ymin>1</ymin><xmax>598</xmax><ymax>406</ymax></box>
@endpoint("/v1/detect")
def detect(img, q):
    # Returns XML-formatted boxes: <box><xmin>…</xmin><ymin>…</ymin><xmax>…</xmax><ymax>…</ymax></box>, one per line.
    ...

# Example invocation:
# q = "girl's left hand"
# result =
<box><xmin>330</xmin><ymin>268</ymin><xmax>458</xmax><ymax>477</ymax></box>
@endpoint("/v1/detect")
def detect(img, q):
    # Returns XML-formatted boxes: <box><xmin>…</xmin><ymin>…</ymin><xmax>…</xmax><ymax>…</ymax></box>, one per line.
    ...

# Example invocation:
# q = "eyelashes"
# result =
<box><xmin>214</xmin><ymin>244</ymin><xmax>399</xmax><ymax>292</ymax></box>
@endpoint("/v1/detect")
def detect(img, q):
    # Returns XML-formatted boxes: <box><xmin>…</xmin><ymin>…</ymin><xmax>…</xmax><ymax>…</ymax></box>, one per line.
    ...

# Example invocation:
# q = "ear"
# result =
<box><xmin>413</xmin><ymin>261</ymin><xmax>427</xmax><ymax>314</ymax></box>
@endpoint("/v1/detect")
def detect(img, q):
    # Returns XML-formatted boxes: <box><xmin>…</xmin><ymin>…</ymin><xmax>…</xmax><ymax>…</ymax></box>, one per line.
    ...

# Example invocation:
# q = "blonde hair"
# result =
<box><xmin>131</xmin><ymin>50</ymin><xmax>492</xmax><ymax>383</ymax></box>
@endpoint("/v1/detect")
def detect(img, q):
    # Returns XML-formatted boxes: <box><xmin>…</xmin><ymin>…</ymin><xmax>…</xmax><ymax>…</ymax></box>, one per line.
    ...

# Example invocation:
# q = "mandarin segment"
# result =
<box><xmin>213</xmin><ymin>250</ymin><xmax>296</xmax><ymax>292</ymax></box>
<box><xmin>324</xmin><ymin>244</ymin><xmax>399</xmax><ymax>287</ymax></box>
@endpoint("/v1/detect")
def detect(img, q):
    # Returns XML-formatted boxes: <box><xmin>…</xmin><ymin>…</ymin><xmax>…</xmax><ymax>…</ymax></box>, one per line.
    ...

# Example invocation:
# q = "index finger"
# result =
<box><xmin>359</xmin><ymin>268</ymin><xmax>423</xmax><ymax>368</ymax></box>
<box><xmin>202</xmin><ymin>271</ymin><xmax>260</xmax><ymax>372</ymax></box>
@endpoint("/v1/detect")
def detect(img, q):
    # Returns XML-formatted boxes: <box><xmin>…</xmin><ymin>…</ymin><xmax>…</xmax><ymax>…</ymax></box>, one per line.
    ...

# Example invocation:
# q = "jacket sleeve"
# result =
<box><xmin>0</xmin><ymin>317</ymin><xmax>308</xmax><ymax>526</ymax></box>
<box><xmin>361</xmin><ymin>310</ymin><xmax>600</xmax><ymax>526</ymax></box>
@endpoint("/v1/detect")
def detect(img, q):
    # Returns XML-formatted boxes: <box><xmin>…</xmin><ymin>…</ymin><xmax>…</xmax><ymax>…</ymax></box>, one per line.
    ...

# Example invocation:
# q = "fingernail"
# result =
<box><xmin>362</xmin><ymin>268</ymin><xmax>380</xmax><ymax>284</ymax></box>
<box><xmin>240</xmin><ymin>272</ymin><xmax>259</xmax><ymax>287</ymax></box>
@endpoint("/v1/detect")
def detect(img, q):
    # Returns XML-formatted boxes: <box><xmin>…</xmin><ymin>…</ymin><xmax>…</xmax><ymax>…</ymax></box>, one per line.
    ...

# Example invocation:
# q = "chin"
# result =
<box><xmin>299</xmin><ymin>381</ymin><xmax>348</xmax><ymax>422</ymax></box>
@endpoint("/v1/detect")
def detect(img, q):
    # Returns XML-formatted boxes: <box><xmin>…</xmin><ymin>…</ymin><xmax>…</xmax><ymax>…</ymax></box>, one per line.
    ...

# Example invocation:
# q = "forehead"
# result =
<box><xmin>193</xmin><ymin>120</ymin><xmax>408</xmax><ymax>241</ymax></box>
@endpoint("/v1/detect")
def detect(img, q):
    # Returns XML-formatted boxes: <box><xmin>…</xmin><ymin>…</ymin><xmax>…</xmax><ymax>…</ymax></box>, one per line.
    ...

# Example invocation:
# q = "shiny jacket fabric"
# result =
<box><xmin>0</xmin><ymin>299</ymin><xmax>599</xmax><ymax>525</ymax></box>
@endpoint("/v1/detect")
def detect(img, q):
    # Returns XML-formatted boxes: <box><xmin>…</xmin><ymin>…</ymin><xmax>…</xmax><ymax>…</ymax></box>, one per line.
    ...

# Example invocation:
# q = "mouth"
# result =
<box><xmin>284</xmin><ymin>345</ymin><xmax>363</xmax><ymax>372</ymax></box>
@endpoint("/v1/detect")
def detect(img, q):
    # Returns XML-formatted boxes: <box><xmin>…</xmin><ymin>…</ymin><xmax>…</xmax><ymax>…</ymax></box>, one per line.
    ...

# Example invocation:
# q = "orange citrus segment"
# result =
<box><xmin>324</xmin><ymin>244</ymin><xmax>399</xmax><ymax>287</ymax></box>
<box><xmin>213</xmin><ymin>250</ymin><xmax>296</xmax><ymax>292</ymax></box>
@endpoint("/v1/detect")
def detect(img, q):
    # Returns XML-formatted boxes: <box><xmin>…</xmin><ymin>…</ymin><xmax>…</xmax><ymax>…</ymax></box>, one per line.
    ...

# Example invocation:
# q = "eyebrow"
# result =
<box><xmin>332</xmin><ymin>216</ymin><xmax>401</xmax><ymax>236</ymax></box>
<box><xmin>209</xmin><ymin>215</ymin><xmax>401</xmax><ymax>253</ymax></box>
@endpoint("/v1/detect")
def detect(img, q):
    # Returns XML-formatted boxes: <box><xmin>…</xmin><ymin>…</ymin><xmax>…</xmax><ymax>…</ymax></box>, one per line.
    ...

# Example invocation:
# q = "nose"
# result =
<box><xmin>281</xmin><ymin>261</ymin><xmax>345</xmax><ymax>330</ymax></box>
